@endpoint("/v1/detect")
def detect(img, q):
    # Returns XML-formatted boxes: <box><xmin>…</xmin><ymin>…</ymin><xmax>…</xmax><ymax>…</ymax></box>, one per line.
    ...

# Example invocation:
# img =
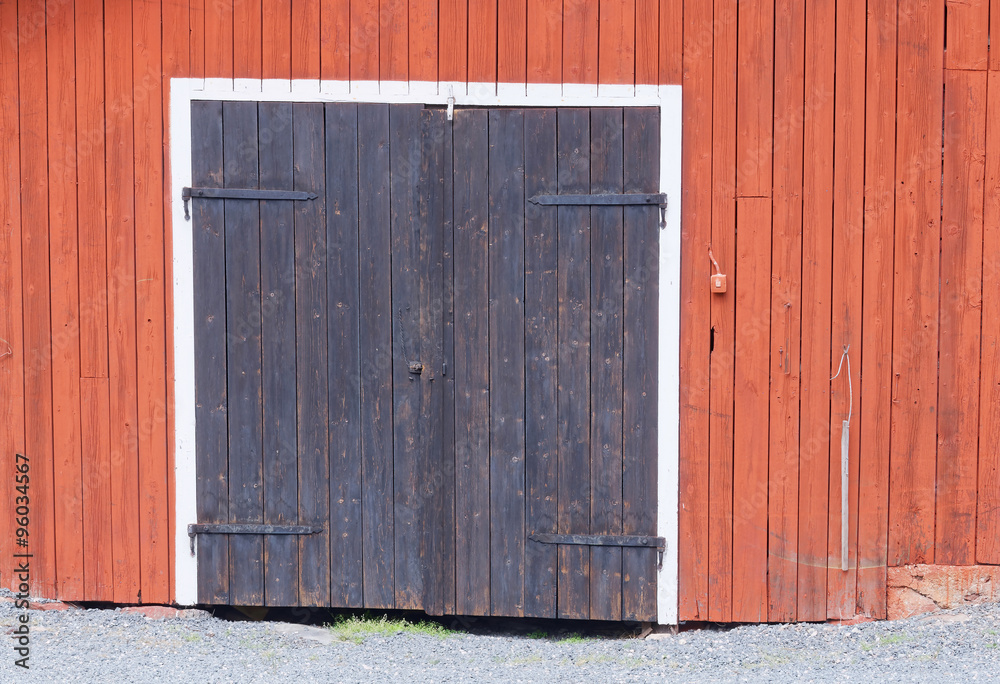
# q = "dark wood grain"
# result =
<box><xmin>357</xmin><ymin>103</ymin><xmax>395</xmax><ymax>609</ymax></box>
<box><xmin>452</xmin><ymin>108</ymin><xmax>491</xmax><ymax>616</ymax></box>
<box><xmin>488</xmin><ymin>108</ymin><xmax>526</xmax><ymax>617</ymax></box>
<box><xmin>418</xmin><ymin>108</ymin><xmax>447</xmax><ymax>614</ymax></box>
<box><xmin>391</xmin><ymin>104</ymin><xmax>426</xmax><ymax>610</ymax></box>
<box><xmin>223</xmin><ymin>101</ymin><xmax>264</xmax><ymax>606</ymax></box>
<box><xmin>440</xmin><ymin>111</ymin><xmax>458</xmax><ymax>616</ymax></box>
<box><xmin>293</xmin><ymin>102</ymin><xmax>331</xmax><ymax>607</ymax></box>
<box><xmin>523</xmin><ymin>108</ymin><xmax>559</xmax><ymax>619</ymax></box>
<box><xmin>622</xmin><ymin>107</ymin><xmax>660</xmax><ymax>622</ymax></box>
<box><xmin>258</xmin><ymin>101</ymin><xmax>299</xmax><ymax>607</ymax></box>
<box><xmin>556</xmin><ymin>108</ymin><xmax>592</xmax><ymax>620</ymax></box>
<box><xmin>192</xmin><ymin>100</ymin><xmax>229</xmax><ymax>604</ymax></box>
<box><xmin>325</xmin><ymin>103</ymin><xmax>364</xmax><ymax>607</ymax></box>
<box><xmin>588</xmin><ymin>107</ymin><xmax>625</xmax><ymax>622</ymax></box>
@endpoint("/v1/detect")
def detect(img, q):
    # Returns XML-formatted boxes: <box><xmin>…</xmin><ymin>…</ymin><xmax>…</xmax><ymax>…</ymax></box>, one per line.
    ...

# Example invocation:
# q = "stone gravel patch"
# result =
<box><xmin>3</xmin><ymin>592</ymin><xmax>1000</xmax><ymax>682</ymax></box>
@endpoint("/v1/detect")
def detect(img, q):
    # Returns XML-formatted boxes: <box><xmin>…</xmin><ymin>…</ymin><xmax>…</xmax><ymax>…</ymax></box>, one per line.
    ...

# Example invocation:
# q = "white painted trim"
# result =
<box><xmin>597</xmin><ymin>83</ymin><xmax>635</xmax><ymax>99</ymax></box>
<box><xmin>657</xmin><ymin>84</ymin><xmax>682</xmax><ymax>626</ymax></box>
<box><xmin>170</xmin><ymin>78</ymin><xmax>199</xmax><ymax>606</ymax></box>
<box><xmin>169</xmin><ymin>79</ymin><xmax>681</xmax><ymax>622</ymax></box>
<box><xmin>562</xmin><ymin>82</ymin><xmax>599</xmax><ymax>98</ymax></box>
<box><xmin>350</xmin><ymin>80</ymin><xmax>380</xmax><ymax>97</ymax></box>
<box><xmin>234</xmin><ymin>78</ymin><xmax>262</xmax><ymax>94</ymax></box>
<box><xmin>379</xmin><ymin>80</ymin><xmax>409</xmax><ymax>95</ymax></box>
<box><xmin>497</xmin><ymin>82</ymin><xmax>527</xmax><ymax>98</ymax></box>
<box><xmin>320</xmin><ymin>79</ymin><xmax>351</xmax><ymax>97</ymax></box>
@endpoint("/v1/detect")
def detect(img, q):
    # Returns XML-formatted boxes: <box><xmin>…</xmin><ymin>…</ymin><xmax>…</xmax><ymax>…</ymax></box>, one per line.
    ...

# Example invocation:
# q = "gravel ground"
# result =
<box><xmin>3</xmin><ymin>591</ymin><xmax>1000</xmax><ymax>683</ymax></box>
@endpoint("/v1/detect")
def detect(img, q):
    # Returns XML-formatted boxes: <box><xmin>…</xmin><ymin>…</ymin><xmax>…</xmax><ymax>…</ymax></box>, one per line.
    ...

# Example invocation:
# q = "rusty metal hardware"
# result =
<box><xmin>408</xmin><ymin>361</ymin><xmax>424</xmax><ymax>374</ymax></box>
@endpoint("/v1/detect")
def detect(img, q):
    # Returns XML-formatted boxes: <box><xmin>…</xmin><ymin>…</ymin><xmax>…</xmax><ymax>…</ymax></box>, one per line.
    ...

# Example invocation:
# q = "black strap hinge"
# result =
<box><xmin>529</xmin><ymin>193</ymin><xmax>668</xmax><ymax>228</ymax></box>
<box><xmin>182</xmin><ymin>187</ymin><xmax>319</xmax><ymax>220</ymax></box>
<box><xmin>528</xmin><ymin>533</ymin><xmax>665</xmax><ymax>550</ymax></box>
<box><xmin>187</xmin><ymin>523</ymin><xmax>323</xmax><ymax>554</ymax></box>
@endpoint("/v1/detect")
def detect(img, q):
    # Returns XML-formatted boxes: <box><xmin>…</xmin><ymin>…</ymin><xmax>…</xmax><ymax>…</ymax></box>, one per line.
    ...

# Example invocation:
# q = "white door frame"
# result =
<box><xmin>168</xmin><ymin>78</ymin><xmax>681</xmax><ymax>624</ymax></box>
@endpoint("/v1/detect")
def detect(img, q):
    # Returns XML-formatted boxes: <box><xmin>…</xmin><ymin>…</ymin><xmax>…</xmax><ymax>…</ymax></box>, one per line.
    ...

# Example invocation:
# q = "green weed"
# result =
<box><xmin>326</xmin><ymin>613</ymin><xmax>454</xmax><ymax>645</ymax></box>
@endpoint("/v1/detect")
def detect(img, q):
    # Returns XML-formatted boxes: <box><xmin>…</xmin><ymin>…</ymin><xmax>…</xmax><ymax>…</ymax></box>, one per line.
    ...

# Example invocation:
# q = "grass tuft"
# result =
<box><xmin>326</xmin><ymin>613</ymin><xmax>454</xmax><ymax>645</ymax></box>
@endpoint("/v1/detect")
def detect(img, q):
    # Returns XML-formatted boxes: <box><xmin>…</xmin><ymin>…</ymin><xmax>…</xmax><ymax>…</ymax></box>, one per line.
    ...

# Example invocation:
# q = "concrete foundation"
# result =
<box><xmin>888</xmin><ymin>564</ymin><xmax>1000</xmax><ymax>620</ymax></box>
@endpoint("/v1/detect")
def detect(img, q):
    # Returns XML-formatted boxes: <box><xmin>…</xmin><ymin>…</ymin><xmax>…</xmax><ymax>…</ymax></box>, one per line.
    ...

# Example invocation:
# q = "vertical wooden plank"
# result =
<box><xmin>827</xmin><ymin>0</ymin><xmax>866</xmax><ymax>619</ymax></box>
<box><xmin>48</xmin><ymin>0</ymin><xmax>85</xmax><ymax>601</ymax></box>
<box><xmin>732</xmin><ymin>197</ymin><xmax>770</xmax><ymax>623</ymax></box>
<box><xmin>352</xmin><ymin>0</ymin><xmax>380</xmax><ymax>82</ymax></box>
<box><xmin>358</xmin><ymin>104</ymin><xmax>395</xmax><ymax>608</ymax></box>
<box><xmin>292</xmin><ymin>0</ymin><xmax>321</xmax><ymax>79</ymax></box>
<box><xmin>498</xmin><ymin>0</ymin><xmax>527</xmax><ymax>85</ymax></box>
<box><xmin>380</xmin><ymin>0</ymin><xmax>408</xmax><ymax>82</ymax></box>
<box><xmin>205</xmin><ymin>0</ymin><xmax>234</xmax><ymax>80</ymax></box>
<box><xmin>391</xmin><ymin>104</ymin><xmax>425</xmax><ymax>609</ymax></box>
<box><xmin>488</xmin><ymin>109</ymin><xmax>526</xmax><ymax>617</ymax></box>
<box><xmin>134</xmin><ymin>0</ymin><xmax>171</xmax><ymax>604</ymax></box>
<box><xmin>657</xmin><ymin>0</ymin><xmax>679</xmax><ymax>85</ymax></box>
<box><xmin>708</xmin><ymin>0</ymin><xmax>736</xmax><ymax>624</ymax></box>
<box><xmin>557</xmin><ymin>108</ymin><xmax>591</xmax><ymax>619</ymax></box>
<box><xmin>258</xmin><ymin>102</ymin><xmax>299</xmax><ymax>606</ymax></box>
<box><xmin>857</xmin><ymin>0</ymin><xmax>896</xmax><ymax>618</ymax></box>
<box><xmin>453</xmin><ymin>109</ymin><xmax>491</xmax><ymax>616</ymax></box>
<box><xmin>235</xmin><ymin>0</ymin><xmax>263</xmax><ymax>79</ymax></box>
<box><xmin>735</xmin><ymin>0</ymin><xmax>773</xmax><ymax>197</ymax></box>
<box><xmin>223</xmin><ymin>102</ymin><xmax>264</xmax><ymax>606</ymax></box>
<box><xmin>677</xmin><ymin>0</ymin><xmax>712</xmax><ymax>622</ymax></box>
<box><xmin>798</xmin><ymin>0</ymin><xmax>835</xmax><ymax>622</ymax></box>
<box><xmin>105</xmin><ymin>1</ymin><xmax>141</xmax><ymax>598</ymax></box>
<box><xmin>598</xmin><ymin>0</ymin><xmax>634</xmax><ymax>86</ymax></box>
<box><xmin>409</xmin><ymin>0</ymin><xmax>438</xmax><ymax>82</ymax></box>
<box><xmin>889</xmin><ymin>0</ymin><xmax>944</xmax><ymax>567</ymax></box>
<box><xmin>162</xmin><ymin>0</ymin><xmax>190</xmax><ymax>601</ymax></box>
<box><xmin>440</xmin><ymin>0</ymin><xmax>468</xmax><ymax>83</ymax></box>
<box><xmin>0</xmin><ymin>0</ymin><xmax>26</xmax><ymax>596</ymax></box>
<box><xmin>262</xmin><ymin>0</ymin><xmax>292</xmax><ymax>81</ymax></box>
<box><xmin>562</xmin><ymin>0</ymin><xmax>598</xmax><ymax>85</ymax></box>
<box><xmin>622</xmin><ymin>107</ymin><xmax>660</xmax><ymax>622</ymax></box>
<box><xmin>527</xmin><ymin>0</ymin><xmax>561</xmax><ymax>85</ymax></box>
<box><xmin>588</xmin><ymin>108</ymin><xmax>625</xmax><ymax>622</ymax></box>
<box><xmin>936</xmin><ymin>70</ymin><xmax>986</xmax><ymax>566</ymax></box>
<box><xmin>946</xmin><ymin>0</ymin><xmax>989</xmax><ymax>70</ymax></box>
<box><xmin>417</xmin><ymin>109</ymin><xmax>447</xmax><ymax>615</ymax></box>
<box><xmin>636</xmin><ymin>0</ymin><xmax>658</xmax><ymax>86</ymax></box>
<box><xmin>523</xmin><ymin>109</ymin><xmax>558</xmax><ymax>618</ymax></box>
<box><xmin>77</xmin><ymin>0</ymin><xmax>109</xmax><ymax>378</ymax></box>
<box><xmin>191</xmin><ymin>100</ymin><xmax>228</xmax><ymax>604</ymax></box>
<box><xmin>81</xmin><ymin>378</ymin><xmax>113</xmax><ymax>600</ymax></box>
<box><xmin>978</xmin><ymin>70</ymin><xmax>1000</xmax><ymax>564</ymax></box>
<box><xmin>321</xmin><ymin>0</ymin><xmax>350</xmax><ymax>82</ymax></box>
<box><xmin>18</xmin><ymin>0</ymin><xmax>56</xmax><ymax>599</ymax></box>
<box><xmin>767</xmin><ymin>0</ymin><xmax>803</xmax><ymax>623</ymax></box>
<box><xmin>441</xmin><ymin>116</ymin><xmax>457</xmax><ymax>616</ymax></box>
<box><xmin>468</xmin><ymin>0</ymin><xmax>497</xmax><ymax>83</ymax></box>
<box><xmin>326</xmin><ymin>103</ymin><xmax>363</xmax><ymax>606</ymax></box>
<box><xmin>294</xmin><ymin>103</ymin><xmax>331</xmax><ymax>606</ymax></box>
<box><xmin>190</xmin><ymin>0</ymin><xmax>205</xmax><ymax>82</ymax></box>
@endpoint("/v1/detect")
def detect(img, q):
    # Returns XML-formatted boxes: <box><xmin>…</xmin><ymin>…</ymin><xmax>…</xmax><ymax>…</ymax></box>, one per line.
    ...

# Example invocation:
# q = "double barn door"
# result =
<box><xmin>190</xmin><ymin>100</ymin><xmax>660</xmax><ymax>621</ymax></box>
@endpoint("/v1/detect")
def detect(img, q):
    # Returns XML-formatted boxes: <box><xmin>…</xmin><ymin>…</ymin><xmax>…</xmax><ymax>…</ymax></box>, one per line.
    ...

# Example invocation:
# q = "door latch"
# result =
<box><xmin>408</xmin><ymin>361</ymin><xmax>424</xmax><ymax>374</ymax></box>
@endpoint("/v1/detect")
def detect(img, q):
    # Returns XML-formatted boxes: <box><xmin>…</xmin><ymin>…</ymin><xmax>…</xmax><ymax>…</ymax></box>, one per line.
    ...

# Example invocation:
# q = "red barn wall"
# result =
<box><xmin>0</xmin><ymin>0</ymin><xmax>997</xmax><ymax>623</ymax></box>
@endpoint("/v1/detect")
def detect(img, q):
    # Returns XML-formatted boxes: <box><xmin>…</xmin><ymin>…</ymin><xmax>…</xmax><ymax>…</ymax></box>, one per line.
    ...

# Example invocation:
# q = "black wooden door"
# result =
<box><xmin>191</xmin><ymin>102</ymin><xmax>659</xmax><ymax>621</ymax></box>
<box><xmin>449</xmin><ymin>108</ymin><xmax>660</xmax><ymax>621</ymax></box>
